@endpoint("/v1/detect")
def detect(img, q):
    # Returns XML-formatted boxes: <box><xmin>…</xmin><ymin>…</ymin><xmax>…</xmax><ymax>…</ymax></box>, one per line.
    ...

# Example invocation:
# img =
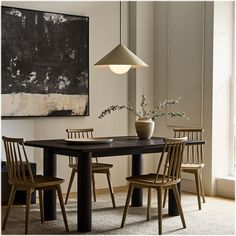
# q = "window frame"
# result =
<box><xmin>229</xmin><ymin>2</ymin><xmax>235</xmax><ymax>176</ymax></box>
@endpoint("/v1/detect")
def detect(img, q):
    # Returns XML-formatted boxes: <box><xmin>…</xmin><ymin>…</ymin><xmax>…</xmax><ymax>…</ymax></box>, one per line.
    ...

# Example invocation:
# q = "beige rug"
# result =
<box><xmin>1</xmin><ymin>191</ymin><xmax>235</xmax><ymax>235</ymax></box>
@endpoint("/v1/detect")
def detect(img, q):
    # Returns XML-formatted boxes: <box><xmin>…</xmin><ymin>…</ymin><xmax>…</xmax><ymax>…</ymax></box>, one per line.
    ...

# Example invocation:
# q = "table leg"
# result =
<box><xmin>43</xmin><ymin>149</ymin><xmax>57</xmax><ymax>220</ymax></box>
<box><xmin>168</xmin><ymin>182</ymin><xmax>181</xmax><ymax>216</ymax></box>
<box><xmin>131</xmin><ymin>154</ymin><xmax>143</xmax><ymax>206</ymax></box>
<box><xmin>77</xmin><ymin>152</ymin><xmax>92</xmax><ymax>232</ymax></box>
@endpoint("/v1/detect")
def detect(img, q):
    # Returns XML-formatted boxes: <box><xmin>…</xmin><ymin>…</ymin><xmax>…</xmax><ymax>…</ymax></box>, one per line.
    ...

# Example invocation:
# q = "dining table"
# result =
<box><xmin>24</xmin><ymin>136</ymin><xmax>205</xmax><ymax>232</ymax></box>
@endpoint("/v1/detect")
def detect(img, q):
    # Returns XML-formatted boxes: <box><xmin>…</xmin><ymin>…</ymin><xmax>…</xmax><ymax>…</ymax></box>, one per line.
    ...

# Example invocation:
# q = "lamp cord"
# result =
<box><xmin>120</xmin><ymin>0</ymin><xmax>121</xmax><ymax>44</ymax></box>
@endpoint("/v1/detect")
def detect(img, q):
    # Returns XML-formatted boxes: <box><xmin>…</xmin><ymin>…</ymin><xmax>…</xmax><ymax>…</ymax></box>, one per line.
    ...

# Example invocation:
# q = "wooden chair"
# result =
<box><xmin>163</xmin><ymin>128</ymin><xmax>205</xmax><ymax>210</ymax></box>
<box><xmin>64</xmin><ymin>128</ymin><xmax>116</xmax><ymax>208</ymax></box>
<box><xmin>121</xmin><ymin>137</ymin><xmax>187</xmax><ymax>235</ymax></box>
<box><xmin>1</xmin><ymin>136</ymin><xmax>69</xmax><ymax>234</ymax></box>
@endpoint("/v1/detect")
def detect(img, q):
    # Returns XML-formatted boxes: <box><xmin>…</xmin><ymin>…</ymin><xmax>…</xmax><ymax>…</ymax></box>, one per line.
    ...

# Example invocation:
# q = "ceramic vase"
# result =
<box><xmin>135</xmin><ymin>118</ymin><xmax>155</xmax><ymax>140</ymax></box>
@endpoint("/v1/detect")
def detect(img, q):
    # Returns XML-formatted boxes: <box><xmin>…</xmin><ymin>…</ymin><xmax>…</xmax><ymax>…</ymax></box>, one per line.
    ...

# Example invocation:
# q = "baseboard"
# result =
<box><xmin>63</xmin><ymin>185</ymin><xmax>128</xmax><ymax>199</ymax></box>
<box><xmin>181</xmin><ymin>177</ymin><xmax>235</xmax><ymax>200</ymax></box>
<box><xmin>181</xmin><ymin>178</ymin><xmax>197</xmax><ymax>194</ymax></box>
<box><xmin>62</xmin><ymin>179</ymin><xmax>235</xmax><ymax>200</ymax></box>
<box><xmin>95</xmin><ymin>185</ymin><xmax>129</xmax><ymax>195</ymax></box>
<box><xmin>64</xmin><ymin>181</ymin><xmax>199</xmax><ymax>199</ymax></box>
<box><xmin>216</xmin><ymin>177</ymin><xmax>235</xmax><ymax>199</ymax></box>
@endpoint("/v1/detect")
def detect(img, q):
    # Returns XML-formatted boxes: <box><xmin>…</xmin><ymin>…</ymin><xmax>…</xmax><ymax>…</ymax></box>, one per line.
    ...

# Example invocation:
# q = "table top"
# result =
<box><xmin>24</xmin><ymin>136</ymin><xmax>205</xmax><ymax>158</ymax></box>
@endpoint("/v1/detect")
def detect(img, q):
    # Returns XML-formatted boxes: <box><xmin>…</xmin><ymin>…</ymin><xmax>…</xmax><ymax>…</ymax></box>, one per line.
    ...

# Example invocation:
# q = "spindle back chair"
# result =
<box><xmin>66</xmin><ymin>128</ymin><xmax>98</xmax><ymax>166</ymax></box>
<box><xmin>174</xmin><ymin>128</ymin><xmax>205</xmax><ymax>210</ymax></box>
<box><xmin>174</xmin><ymin>128</ymin><xmax>204</xmax><ymax>165</ymax></box>
<box><xmin>2</xmin><ymin>136</ymin><xmax>69</xmax><ymax>234</ymax></box>
<box><xmin>121</xmin><ymin>137</ymin><xmax>187</xmax><ymax>235</ymax></box>
<box><xmin>65</xmin><ymin>128</ymin><xmax>116</xmax><ymax>207</ymax></box>
<box><xmin>163</xmin><ymin>128</ymin><xmax>205</xmax><ymax>210</ymax></box>
<box><xmin>3</xmin><ymin>137</ymin><xmax>34</xmax><ymax>186</ymax></box>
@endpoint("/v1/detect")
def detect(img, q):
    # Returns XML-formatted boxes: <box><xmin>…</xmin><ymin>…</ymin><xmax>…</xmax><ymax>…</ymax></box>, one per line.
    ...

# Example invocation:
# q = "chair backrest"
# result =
<box><xmin>2</xmin><ymin>136</ymin><xmax>34</xmax><ymax>185</ymax></box>
<box><xmin>155</xmin><ymin>137</ymin><xmax>187</xmax><ymax>183</ymax></box>
<box><xmin>66</xmin><ymin>128</ymin><xmax>98</xmax><ymax>164</ymax></box>
<box><xmin>174</xmin><ymin>128</ymin><xmax>204</xmax><ymax>164</ymax></box>
<box><xmin>66</xmin><ymin>128</ymin><xmax>94</xmax><ymax>139</ymax></box>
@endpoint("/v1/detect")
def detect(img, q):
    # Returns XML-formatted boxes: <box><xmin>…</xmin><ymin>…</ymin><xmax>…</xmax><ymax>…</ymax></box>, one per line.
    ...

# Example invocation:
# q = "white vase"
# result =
<box><xmin>135</xmin><ymin>118</ymin><xmax>155</xmax><ymax>140</ymax></box>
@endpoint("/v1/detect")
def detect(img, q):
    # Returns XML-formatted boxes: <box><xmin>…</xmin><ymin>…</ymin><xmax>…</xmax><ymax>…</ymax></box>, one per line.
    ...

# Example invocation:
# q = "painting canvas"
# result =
<box><xmin>1</xmin><ymin>7</ymin><xmax>89</xmax><ymax>117</ymax></box>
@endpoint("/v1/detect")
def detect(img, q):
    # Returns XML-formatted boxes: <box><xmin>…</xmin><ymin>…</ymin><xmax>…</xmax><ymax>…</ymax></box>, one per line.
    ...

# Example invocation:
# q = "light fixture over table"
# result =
<box><xmin>94</xmin><ymin>1</ymin><xmax>148</xmax><ymax>74</ymax></box>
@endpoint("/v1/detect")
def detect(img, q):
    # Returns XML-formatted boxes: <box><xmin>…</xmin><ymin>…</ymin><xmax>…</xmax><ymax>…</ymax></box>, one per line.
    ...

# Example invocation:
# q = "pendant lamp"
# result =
<box><xmin>94</xmin><ymin>1</ymin><xmax>148</xmax><ymax>74</ymax></box>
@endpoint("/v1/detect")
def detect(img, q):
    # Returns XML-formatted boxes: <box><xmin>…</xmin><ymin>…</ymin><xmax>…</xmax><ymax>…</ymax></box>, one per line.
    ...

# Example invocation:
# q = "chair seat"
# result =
<box><xmin>182</xmin><ymin>163</ymin><xmax>204</xmax><ymax>169</ymax></box>
<box><xmin>92</xmin><ymin>163</ymin><xmax>113</xmax><ymax>170</ymax></box>
<box><xmin>10</xmin><ymin>175</ymin><xmax>64</xmax><ymax>189</ymax></box>
<box><xmin>126</xmin><ymin>173</ymin><xmax>180</xmax><ymax>187</ymax></box>
<box><xmin>69</xmin><ymin>162</ymin><xmax>113</xmax><ymax>171</ymax></box>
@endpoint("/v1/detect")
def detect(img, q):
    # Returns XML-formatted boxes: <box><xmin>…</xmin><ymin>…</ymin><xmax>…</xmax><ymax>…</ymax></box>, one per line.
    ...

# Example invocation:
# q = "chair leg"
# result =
<box><xmin>25</xmin><ymin>188</ymin><xmax>32</xmax><ymax>234</ymax></box>
<box><xmin>92</xmin><ymin>172</ymin><xmax>97</xmax><ymax>202</ymax></box>
<box><xmin>199</xmin><ymin>169</ymin><xmax>206</xmax><ymax>203</ymax></box>
<box><xmin>2</xmin><ymin>186</ymin><xmax>16</xmax><ymax>231</ymax></box>
<box><xmin>121</xmin><ymin>183</ymin><xmax>134</xmax><ymax>228</ymax></box>
<box><xmin>38</xmin><ymin>189</ymin><xmax>44</xmax><ymax>223</ymax></box>
<box><xmin>106</xmin><ymin>170</ymin><xmax>116</xmax><ymax>208</ymax></box>
<box><xmin>57</xmin><ymin>185</ymin><xmax>69</xmax><ymax>232</ymax></box>
<box><xmin>194</xmin><ymin>170</ymin><xmax>201</xmax><ymax>210</ymax></box>
<box><xmin>157</xmin><ymin>187</ymin><xmax>163</xmax><ymax>235</ymax></box>
<box><xmin>65</xmin><ymin>169</ymin><xmax>76</xmax><ymax>205</ymax></box>
<box><xmin>162</xmin><ymin>189</ymin><xmax>168</xmax><ymax>208</ymax></box>
<box><xmin>147</xmin><ymin>188</ymin><xmax>151</xmax><ymax>221</ymax></box>
<box><xmin>173</xmin><ymin>185</ymin><xmax>186</xmax><ymax>228</ymax></box>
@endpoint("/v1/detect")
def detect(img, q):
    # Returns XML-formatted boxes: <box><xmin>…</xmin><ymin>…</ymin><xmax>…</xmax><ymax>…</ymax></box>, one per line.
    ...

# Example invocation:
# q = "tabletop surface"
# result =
<box><xmin>24</xmin><ymin>136</ymin><xmax>205</xmax><ymax>157</ymax></box>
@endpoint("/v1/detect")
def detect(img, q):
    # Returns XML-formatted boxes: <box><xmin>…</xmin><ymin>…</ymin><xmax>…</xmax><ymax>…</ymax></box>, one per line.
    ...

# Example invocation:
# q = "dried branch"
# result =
<box><xmin>98</xmin><ymin>94</ymin><xmax>187</xmax><ymax>120</ymax></box>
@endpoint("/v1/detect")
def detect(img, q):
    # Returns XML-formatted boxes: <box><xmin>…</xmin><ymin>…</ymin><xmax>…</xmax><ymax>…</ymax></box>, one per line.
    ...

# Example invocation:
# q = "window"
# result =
<box><xmin>230</xmin><ymin>75</ymin><xmax>235</xmax><ymax>176</ymax></box>
<box><xmin>230</xmin><ymin>2</ymin><xmax>236</xmax><ymax>176</ymax></box>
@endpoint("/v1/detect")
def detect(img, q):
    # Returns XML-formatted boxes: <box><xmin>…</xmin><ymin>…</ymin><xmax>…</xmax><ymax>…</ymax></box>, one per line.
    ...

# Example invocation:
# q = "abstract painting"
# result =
<box><xmin>1</xmin><ymin>7</ymin><xmax>89</xmax><ymax>117</ymax></box>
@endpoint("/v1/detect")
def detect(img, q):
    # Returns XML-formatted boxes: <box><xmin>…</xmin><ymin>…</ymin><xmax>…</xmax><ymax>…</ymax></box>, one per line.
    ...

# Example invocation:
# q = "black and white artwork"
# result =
<box><xmin>1</xmin><ymin>7</ymin><xmax>89</xmax><ymax>117</ymax></box>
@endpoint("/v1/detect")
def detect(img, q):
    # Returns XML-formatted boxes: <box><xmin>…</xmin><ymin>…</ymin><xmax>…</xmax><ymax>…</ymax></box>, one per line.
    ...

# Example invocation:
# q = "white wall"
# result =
<box><xmin>1</xmin><ymin>1</ymin><xmax>130</xmax><ymax>193</ymax></box>
<box><xmin>153</xmin><ymin>2</ymin><xmax>215</xmax><ymax>195</ymax></box>
<box><xmin>128</xmin><ymin>1</ymin><xmax>155</xmax><ymax>173</ymax></box>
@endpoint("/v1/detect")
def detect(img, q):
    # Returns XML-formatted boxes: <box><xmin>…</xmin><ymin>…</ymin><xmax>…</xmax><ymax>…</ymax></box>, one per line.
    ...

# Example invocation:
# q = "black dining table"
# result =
<box><xmin>24</xmin><ymin>136</ymin><xmax>205</xmax><ymax>232</ymax></box>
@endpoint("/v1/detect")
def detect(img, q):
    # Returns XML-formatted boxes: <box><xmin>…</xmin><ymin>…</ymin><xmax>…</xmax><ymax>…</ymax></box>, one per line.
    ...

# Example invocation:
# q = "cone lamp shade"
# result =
<box><xmin>94</xmin><ymin>43</ymin><xmax>148</xmax><ymax>74</ymax></box>
<box><xmin>94</xmin><ymin>2</ymin><xmax>148</xmax><ymax>74</ymax></box>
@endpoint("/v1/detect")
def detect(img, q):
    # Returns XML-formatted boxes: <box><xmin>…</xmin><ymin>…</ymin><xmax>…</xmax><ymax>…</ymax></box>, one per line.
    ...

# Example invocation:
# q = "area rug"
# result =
<box><xmin>1</xmin><ymin>191</ymin><xmax>235</xmax><ymax>235</ymax></box>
